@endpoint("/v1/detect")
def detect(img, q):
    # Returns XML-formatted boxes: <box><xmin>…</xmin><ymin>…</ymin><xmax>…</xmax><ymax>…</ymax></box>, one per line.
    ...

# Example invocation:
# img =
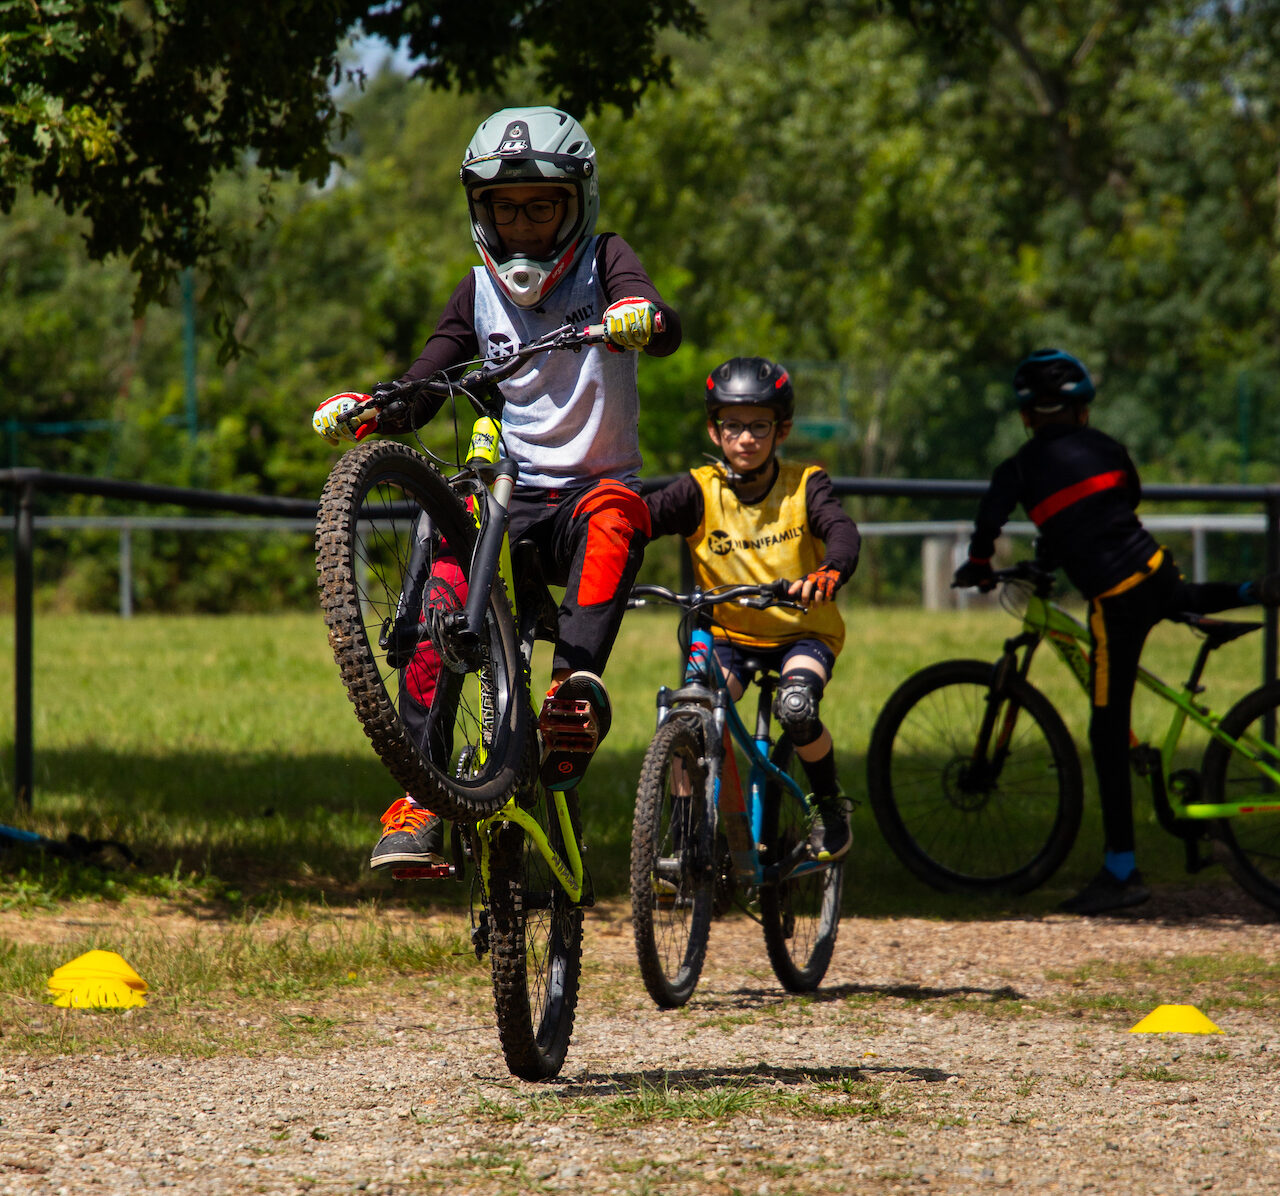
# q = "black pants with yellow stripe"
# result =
<box><xmin>1087</xmin><ymin>550</ymin><xmax>1241</xmax><ymax>854</ymax></box>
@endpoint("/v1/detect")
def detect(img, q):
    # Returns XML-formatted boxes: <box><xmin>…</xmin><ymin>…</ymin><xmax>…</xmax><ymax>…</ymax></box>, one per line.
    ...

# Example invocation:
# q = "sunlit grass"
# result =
<box><xmin>0</xmin><ymin>604</ymin><xmax>1272</xmax><ymax>914</ymax></box>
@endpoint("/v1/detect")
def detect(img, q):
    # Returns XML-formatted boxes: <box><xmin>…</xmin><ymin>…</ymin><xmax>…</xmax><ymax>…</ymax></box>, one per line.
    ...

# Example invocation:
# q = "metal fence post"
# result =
<box><xmin>13</xmin><ymin>479</ymin><xmax>33</xmax><ymax>810</ymax></box>
<box><xmin>1266</xmin><ymin>487</ymin><xmax>1280</xmax><ymax>688</ymax></box>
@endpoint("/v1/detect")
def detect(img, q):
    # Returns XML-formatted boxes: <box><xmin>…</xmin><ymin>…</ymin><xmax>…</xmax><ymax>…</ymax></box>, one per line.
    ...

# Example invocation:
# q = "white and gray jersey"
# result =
<box><xmin>472</xmin><ymin>236</ymin><xmax>642</xmax><ymax>490</ymax></box>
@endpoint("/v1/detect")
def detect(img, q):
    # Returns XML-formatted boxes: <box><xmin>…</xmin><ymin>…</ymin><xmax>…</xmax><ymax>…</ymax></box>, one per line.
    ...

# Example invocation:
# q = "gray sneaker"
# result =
<box><xmin>369</xmin><ymin>797</ymin><xmax>445</xmax><ymax>869</ymax></box>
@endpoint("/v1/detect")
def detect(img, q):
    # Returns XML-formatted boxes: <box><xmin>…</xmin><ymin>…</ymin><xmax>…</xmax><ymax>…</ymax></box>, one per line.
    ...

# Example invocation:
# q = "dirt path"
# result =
<box><xmin>2</xmin><ymin>892</ymin><xmax>1279</xmax><ymax>1195</ymax></box>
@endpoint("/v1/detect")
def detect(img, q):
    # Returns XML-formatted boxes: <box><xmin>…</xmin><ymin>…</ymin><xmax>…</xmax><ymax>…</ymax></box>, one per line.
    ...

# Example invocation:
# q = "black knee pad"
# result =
<box><xmin>773</xmin><ymin>669</ymin><xmax>826</xmax><ymax>747</ymax></box>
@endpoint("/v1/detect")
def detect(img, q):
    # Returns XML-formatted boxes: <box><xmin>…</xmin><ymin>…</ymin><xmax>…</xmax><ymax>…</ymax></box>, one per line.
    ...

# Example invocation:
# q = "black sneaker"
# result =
<box><xmin>539</xmin><ymin>671</ymin><xmax>612</xmax><ymax>790</ymax></box>
<box><xmin>1058</xmin><ymin>867</ymin><xmax>1150</xmax><ymax>915</ymax></box>
<box><xmin>807</xmin><ymin>794</ymin><xmax>851</xmax><ymax>864</ymax></box>
<box><xmin>369</xmin><ymin>797</ymin><xmax>445</xmax><ymax>869</ymax></box>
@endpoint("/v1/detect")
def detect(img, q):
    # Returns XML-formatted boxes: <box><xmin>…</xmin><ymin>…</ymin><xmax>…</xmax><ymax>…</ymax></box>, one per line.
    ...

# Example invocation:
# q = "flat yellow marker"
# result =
<box><xmin>1129</xmin><ymin>1004</ymin><xmax>1221</xmax><ymax>1034</ymax></box>
<box><xmin>47</xmin><ymin>949</ymin><xmax>148</xmax><ymax>1009</ymax></box>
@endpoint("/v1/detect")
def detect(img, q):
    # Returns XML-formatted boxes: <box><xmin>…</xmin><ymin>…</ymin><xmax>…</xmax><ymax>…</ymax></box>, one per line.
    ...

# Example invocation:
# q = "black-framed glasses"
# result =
<box><xmin>718</xmin><ymin>418</ymin><xmax>777</xmax><ymax>440</ymax></box>
<box><xmin>487</xmin><ymin>197</ymin><xmax>566</xmax><ymax>226</ymax></box>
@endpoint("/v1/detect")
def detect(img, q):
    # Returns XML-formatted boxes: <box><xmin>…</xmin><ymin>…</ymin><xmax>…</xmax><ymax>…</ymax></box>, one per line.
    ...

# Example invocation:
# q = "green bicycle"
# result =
<box><xmin>866</xmin><ymin>560</ymin><xmax>1280</xmax><ymax>912</ymax></box>
<box><xmin>314</xmin><ymin>323</ymin><xmax>607</xmax><ymax>1079</ymax></box>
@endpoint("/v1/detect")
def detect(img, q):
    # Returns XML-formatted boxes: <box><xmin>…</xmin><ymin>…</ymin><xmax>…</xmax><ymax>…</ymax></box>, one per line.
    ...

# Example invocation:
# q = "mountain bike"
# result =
<box><xmin>627</xmin><ymin>582</ymin><xmax>845</xmax><ymax>1008</ymax></box>
<box><xmin>314</xmin><ymin>322</ymin><xmax>610</xmax><ymax>1079</ymax></box>
<box><xmin>865</xmin><ymin>560</ymin><xmax>1280</xmax><ymax>913</ymax></box>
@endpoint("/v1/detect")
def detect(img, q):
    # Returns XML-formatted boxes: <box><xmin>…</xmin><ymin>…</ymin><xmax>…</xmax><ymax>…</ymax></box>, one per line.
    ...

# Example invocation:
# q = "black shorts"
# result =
<box><xmin>711</xmin><ymin>637</ymin><xmax>837</xmax><ymax>685</ymax></box>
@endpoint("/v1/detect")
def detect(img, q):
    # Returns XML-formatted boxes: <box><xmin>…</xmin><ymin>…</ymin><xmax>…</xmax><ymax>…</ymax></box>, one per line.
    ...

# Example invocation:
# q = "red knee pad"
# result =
<box><xmin>572</xmin><ymin>481</ymin><xmax>651</xmax><ymax>607</ymax></box>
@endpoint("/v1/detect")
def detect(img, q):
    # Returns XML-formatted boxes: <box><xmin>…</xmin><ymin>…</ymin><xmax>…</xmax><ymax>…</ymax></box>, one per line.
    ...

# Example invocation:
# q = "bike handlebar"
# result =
<box><xmin>628</xmin><ymin>580</ymin><xmax>805</xmax><ymax>613</ymax></box>
<box><xmin>338</xmin><ymin>322</ymin><xmax>611</xmax><ymax>433</ymax></box>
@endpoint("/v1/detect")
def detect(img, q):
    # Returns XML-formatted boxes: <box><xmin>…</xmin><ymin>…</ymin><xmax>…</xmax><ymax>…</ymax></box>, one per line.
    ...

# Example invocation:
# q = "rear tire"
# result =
<box><xmin>759</xmin><ymin>736</ymin><xmax>843</xmax><ymax>993</ymax></box>
<box><xmin>630</xmin><ymin>716</ymin><xmax>714</xmax><ymax>1008</ymax></box>
<box><xmin>1201</xmin><ymin>681</ymin><xmax>1280</xmax><ymax>913</ymax></box>
<box><xmin>866</xmin><ymin>659</ymin><xmax>1083</xmax><ymax>894</ymax></box>
<box><xmin>488</xmin><ymin>787</ymin><xmax>584</xmax><ymax>1080</ymax></box>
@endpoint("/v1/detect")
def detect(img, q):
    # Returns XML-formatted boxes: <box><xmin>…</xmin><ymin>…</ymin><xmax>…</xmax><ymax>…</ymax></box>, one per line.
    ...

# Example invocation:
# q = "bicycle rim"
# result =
<box><xmin>630</xmin><ymin>716</ymin><xmax>714</xmax><ymax>1008</ymax></box>
<box><xmin>1202</xmin><ymin>681</ymin><xmax>1280</xmax><ymax>913</ymax></box>
<box><xmin>315</xmin><ymin>441</ymin><xmax>526</xmax><ymax>820</ymax></box>
<box><xmin>759</xmin><ymin>737</ymin><xmax>843</xmax><ymax>993</ymax></box>
<box><xmin>866</xmin><ymin>659</ymin><xmax>1083</xmax><ymax>894</ymax></box>
<box><xmin>488</xmin><ymin>789</ymin><xmax>584</xmax><ymax>1080</ymax></box>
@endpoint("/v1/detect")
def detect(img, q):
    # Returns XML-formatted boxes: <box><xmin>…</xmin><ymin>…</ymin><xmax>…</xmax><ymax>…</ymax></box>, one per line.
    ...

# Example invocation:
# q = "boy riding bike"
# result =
<box><xmin>953</xmin><ymin>349</ymin><xmax>1280</xmax><ymax>914</ymax></box>
<box><xmin>312</xmin><ymin>105</ymin><xmax>682</xmax><ymax>870</ymax></box>
<box><xmin>644</xmin><ymin>357</ymin><xmax>861</xmax><ymax>863</ymax></box>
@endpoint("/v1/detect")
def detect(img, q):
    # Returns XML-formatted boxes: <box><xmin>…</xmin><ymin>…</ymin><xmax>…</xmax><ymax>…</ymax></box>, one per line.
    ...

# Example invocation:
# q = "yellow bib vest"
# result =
<box><xmin>686</xmin><ymin>461</ymin><xmax>846</xmax><ymax>655</ymax></box>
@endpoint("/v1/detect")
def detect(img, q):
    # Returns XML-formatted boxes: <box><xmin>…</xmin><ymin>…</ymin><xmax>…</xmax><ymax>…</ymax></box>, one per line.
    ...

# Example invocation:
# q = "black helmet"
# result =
<box><xmin>704</xmin><ymin>357</ymin><xmax>795</xmax><ymax>421</ymax></box>
<box><xmin>1012</xmin><ymin>349</ymin><xmax>1096</xmax><ymax>410</ymax></box>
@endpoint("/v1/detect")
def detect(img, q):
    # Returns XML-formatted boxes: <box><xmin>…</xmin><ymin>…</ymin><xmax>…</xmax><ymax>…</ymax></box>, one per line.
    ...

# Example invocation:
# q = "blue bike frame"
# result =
<box><xmin>657</xmin><ymin>627</ymin><xmax>821</xmax><ymax>887</ymax></box>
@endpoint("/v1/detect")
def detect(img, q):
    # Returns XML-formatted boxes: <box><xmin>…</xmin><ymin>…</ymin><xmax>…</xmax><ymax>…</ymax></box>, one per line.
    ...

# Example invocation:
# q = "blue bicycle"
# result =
<box><xmin>627</xmin><ymin>582</ymin><xmax>845</xmax><ymax>1007</ymax></box>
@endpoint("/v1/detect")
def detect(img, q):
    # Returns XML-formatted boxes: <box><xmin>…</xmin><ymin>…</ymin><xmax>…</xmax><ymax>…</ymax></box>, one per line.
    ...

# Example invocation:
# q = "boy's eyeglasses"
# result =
<box><xmin>718</xmin><ymin>418</ymin><xmax>777</xmax><ymax>440</ymax></box>
<box><xmin>488</xmin><ymin>198</ymin><xmax>565</xmax><ymax>226</ymax></box>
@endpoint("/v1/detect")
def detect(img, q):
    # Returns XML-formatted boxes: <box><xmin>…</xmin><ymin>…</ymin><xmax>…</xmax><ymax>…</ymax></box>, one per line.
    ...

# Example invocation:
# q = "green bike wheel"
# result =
<box><xmin>1201</xmin><ymin>680</ymin><xmax>1280</xmax><ymax>914</ymax></box>
<box><xmin>316</xmin><ymin>441</ymin><xmax>527</xmax><ymax>821</ymax></box>
<box><xmin>866</xmin><ymin>659</ymin><xmax>1083</xmax><ymax>894</ymax></box>
<box><xmin>488</xmin><ymin>786</ymin><xmax>585</xmax><ymax>1080</ymax></box>
<box><xmin>759</xmin><ymin>735</ymin><xmax>843</xmax><ymax>993</ymax></box>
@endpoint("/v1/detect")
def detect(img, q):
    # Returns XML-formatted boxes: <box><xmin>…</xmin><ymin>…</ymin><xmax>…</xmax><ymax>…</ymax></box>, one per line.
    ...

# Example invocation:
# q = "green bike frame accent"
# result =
<box><xmin>1021</xmin><ymin>592</ymin><xmax>1280</xmax><ymax>819</ymax></box>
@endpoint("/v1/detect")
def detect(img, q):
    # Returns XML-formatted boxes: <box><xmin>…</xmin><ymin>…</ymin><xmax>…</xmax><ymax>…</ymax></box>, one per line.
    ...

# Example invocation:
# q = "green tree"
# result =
<box><xmin>0</xmin><ymin>0</ymin><xmax>705</xmax><ymax>342</ymax></box>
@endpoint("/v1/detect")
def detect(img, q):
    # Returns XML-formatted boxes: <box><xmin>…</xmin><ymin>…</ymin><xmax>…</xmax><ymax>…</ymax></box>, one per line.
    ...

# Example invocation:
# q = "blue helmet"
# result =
<box><xmin>1012</xmin><ymin>349</ymin><xmax>1096</xmax><ymax>410</ymax></box>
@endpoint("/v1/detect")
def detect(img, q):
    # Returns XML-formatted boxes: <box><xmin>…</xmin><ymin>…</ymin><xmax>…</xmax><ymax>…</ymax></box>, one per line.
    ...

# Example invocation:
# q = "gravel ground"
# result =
<box><xmin>2</xmin><ymin>888</ymin><xmax>1278</xmax><ymax>1195</ymax></box>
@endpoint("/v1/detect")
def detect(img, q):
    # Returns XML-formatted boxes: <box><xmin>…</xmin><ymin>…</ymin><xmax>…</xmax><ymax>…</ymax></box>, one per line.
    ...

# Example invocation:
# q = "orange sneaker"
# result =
<box><xmin>370</xmin><ymin>797</ymin><xmax>445</xmax><ymax>869</ymax></box>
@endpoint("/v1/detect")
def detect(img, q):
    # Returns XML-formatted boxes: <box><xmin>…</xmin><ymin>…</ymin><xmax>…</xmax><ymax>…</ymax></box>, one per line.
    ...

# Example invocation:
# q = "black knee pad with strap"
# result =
<box><xmin>773</xmin><ymin>669</ymin><xmax>826</xmax><ymax>747</ymax></box>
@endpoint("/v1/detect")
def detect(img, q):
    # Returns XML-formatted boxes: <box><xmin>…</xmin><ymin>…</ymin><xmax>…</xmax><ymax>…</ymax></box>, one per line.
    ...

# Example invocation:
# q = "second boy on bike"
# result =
<box><xmin>645</xmin><ymin>357</ymin><xmax>860</xmax><ymax>863</ymax></box>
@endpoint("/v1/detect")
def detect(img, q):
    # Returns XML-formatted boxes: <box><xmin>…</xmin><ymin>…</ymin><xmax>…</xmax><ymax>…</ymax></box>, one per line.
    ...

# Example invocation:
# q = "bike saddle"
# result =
<box><xmin>1175</xmin><ymin>612</ymin><xmax>1263</xmax><ymax>646</ymax></box>
<box><xmin>512</xmin><ymin>538</ymin><xmax>560</xmax><ymax>643</ymax></box>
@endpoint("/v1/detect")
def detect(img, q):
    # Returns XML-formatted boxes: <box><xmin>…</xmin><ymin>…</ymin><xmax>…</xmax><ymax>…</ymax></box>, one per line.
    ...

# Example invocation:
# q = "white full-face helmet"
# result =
<box><xmin>460</xmin><ymin>106</ymin><xmax>600</xmax><ymax>308</ymax></box>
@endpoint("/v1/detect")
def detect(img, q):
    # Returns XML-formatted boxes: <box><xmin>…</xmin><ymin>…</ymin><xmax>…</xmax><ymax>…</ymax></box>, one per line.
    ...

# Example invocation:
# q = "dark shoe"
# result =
<box><xmin>807</xmin><ymin>794</ymin><xmax>851</xmax><ymax>865</ymax></box>
<box><xmin>370</xmin><ymin>797</ymin><xmax>445</xmax><ymax>869</ymax></box>
<box><xmin>539</xmin><ymin>671</ymin><xmax>612</xmax><ymax>790</ymax></box>
<box><xmin>1058</xmin><ymin>867</ymin><xmax>1150</xmax><ymax>915</ymax></box>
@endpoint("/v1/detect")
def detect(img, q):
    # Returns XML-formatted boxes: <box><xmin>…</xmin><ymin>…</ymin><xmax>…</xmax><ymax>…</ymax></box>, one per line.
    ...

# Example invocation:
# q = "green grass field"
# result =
<box><xmin>1</xmin><ymin>598</ymin><xmax>1274</xmax><ymax>918</ymax></box>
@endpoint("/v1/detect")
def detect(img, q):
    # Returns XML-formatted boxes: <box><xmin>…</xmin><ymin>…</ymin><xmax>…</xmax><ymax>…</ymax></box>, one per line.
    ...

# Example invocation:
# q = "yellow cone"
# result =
<box><xmin>1129</xmin><ymin>1004</ymin><xmax>1221</xmax><ymax>1034</ymax></box>
<box><xmin>47</xmin><ymin>950</ymin><xmax>148</xmax><ymax>1009</ymax></box>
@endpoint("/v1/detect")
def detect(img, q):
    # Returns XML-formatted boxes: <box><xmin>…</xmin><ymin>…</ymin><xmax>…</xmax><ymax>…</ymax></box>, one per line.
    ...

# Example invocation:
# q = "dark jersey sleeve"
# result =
<box><xmin>644</xmin><ymin>472</ymin><xmax>703</xmax><ymax>539</ymax></box>
<box><xmin>377</xmin><ymin>273</ymin><xmax>480</xmax><ymax>432</ymax></box>
<box><xmin>967</xmin><ymin>456</ymin><xmax>1022</xmax><ymax>562</ymax></box>
<box><xmin>597</xmin><ymin>234</ymin><xmax>682</xmax><ymax>358</ymax></box>
<box><xmin>805</xmin><ymin>470</ymin><xmax>861</xmax><ymax>582</ymax></box>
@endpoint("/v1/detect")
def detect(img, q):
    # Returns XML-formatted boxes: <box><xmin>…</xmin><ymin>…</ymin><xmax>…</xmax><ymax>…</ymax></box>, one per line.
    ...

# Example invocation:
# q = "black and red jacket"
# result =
<box><xmin>967</xmin><ymin>424</ymin><xmax>1159</xmax><ymax>599</ymax></box>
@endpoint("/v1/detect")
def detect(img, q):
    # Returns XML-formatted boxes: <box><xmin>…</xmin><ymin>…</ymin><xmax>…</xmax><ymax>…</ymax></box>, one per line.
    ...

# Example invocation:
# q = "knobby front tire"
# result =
<box><xmin>487</xmin><ymin>787</ymin><xmax>585</xmax><ymax>1081</ymax></box>
<box><xmin>315</xmin><ymin>441</ymin><xmax>526</xmax><ymax>821</ymax></box>
<box><xmin>1201</xmin><ymin>680</ymin><xmax>1280</xmax><ymax>914</ymax></box>
<box><xmin>759</xmin><ymin>736</ymin><xmax>843</xmax><ymax>993</ymax></box>
<box><xmin>630</xmin><ymin>715</ymin><xmax>715</xmax><ymax>1009</ymax></box>
<box><xmin>866</xmin><ymin>659</ymin><xmax>1083</xmax><ymax>895</ymax></box>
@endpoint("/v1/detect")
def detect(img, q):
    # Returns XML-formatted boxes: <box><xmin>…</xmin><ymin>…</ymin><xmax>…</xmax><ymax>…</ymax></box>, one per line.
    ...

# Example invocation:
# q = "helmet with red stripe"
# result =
<box><xmin>704</xmin><ymin>357</ymin><xmax>795</xmax><ymax>420</ymax></box>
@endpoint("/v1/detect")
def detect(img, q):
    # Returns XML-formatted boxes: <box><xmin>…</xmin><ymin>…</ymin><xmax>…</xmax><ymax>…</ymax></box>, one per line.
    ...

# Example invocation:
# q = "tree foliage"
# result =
<box><xmin>0</xmin><ymin>0</ymin><xmax>705</xmax><ymax>338</ymax></box>
<box><xmin>4</xmin><ymin>0</ymin><xmax>1280</xmax><ymax>608</ymax></box>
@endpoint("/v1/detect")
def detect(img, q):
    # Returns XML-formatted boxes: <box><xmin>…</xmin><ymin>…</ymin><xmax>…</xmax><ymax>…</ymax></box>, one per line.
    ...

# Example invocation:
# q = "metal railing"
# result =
<box><xmin>4</xmin><ymin>468</ymin><xmax>1280</xmax><ymax>809</ymax></box>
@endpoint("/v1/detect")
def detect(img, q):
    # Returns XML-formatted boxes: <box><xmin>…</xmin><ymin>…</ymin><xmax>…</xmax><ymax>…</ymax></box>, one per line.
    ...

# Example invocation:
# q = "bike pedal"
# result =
<box><xmin>391</xmin><ymin>863</ymin><xmax>456</xmax><ymax>881</ymax></box>
<box><xmin>538</xmin><ymin>698</ymin><xmax>600</xmax><ymax>749</ymax></box>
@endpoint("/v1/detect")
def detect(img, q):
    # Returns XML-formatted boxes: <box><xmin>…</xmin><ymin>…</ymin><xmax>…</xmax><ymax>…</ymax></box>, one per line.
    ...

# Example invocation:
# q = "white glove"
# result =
<box><xmin>313</xmin><ymin>392</ymin><xmax>372</xmax><ymax>445</ymax></box>
<box><xmin>602</xmin><ymin>296</ymin><xmax>657</xmax><ymax>351</ymax></box>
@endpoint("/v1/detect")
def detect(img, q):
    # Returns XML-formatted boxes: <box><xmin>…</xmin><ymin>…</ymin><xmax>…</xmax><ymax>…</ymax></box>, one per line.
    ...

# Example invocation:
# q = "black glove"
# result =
<box><xmin>952</xmin><ymin>559</ymin><xmax>996</xmax><ymax>592</ymax></box>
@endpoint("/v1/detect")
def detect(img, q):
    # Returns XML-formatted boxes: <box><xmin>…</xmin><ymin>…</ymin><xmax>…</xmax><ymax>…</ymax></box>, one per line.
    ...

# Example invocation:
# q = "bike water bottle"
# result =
<box><xmin>684</xmin><ymin>629</ymin><xmax>714</xmax><ymax>684</ymax></box>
